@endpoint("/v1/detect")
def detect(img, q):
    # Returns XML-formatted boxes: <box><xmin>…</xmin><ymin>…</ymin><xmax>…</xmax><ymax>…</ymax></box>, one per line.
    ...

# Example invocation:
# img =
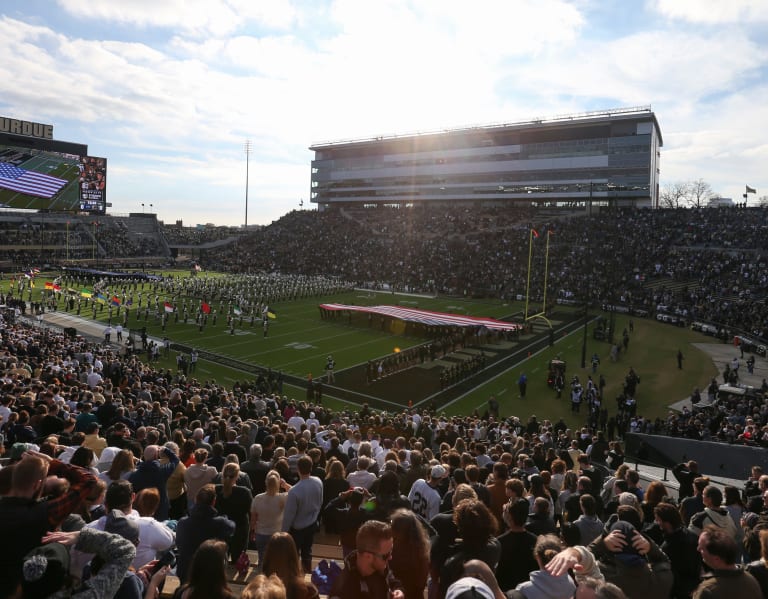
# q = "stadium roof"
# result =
<box><xmin>319</xmin><ymin>303</ymin><xmax>522</xmax><ymax>331</ymax></box>
<box><xmin>310</xmin><ymin>105</ymin><xmax>662</xmax><ymax>149</ymax></box>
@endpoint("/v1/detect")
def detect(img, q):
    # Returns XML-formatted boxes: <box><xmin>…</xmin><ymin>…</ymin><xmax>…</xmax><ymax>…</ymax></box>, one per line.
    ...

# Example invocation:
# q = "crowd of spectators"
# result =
<box><xmin>0</xmin><ymin>305</ymin><xmax>767</xmax><ymax>598</ymax></box>
<box><xmin>199</xmin><ymin>205</ymin><xmax>768</xmax><ymax>341</ymax></box>
<box><xmin>0</xmin><ymin>204</ymin><xmax>767</xmax><ymax>596</ymax></box>
<box><xmin>1</xmin><ymin>205</ymin><xmax>767</xmax><ymax>341</ymax></box>
<box><xmin>161</xmin><ymin>225</ymin><xmax>239</xmax><ymax>246</ymax></box>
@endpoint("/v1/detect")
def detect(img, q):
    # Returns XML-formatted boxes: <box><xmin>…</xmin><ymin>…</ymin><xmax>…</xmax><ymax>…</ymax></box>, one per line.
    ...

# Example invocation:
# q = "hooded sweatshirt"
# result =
<box><xmin>516</xmin><ymin>569</ymin><xmax>576</xmax><ymax>599</ymax></box>
<box><xmin>183</xmin><ymin>462</ymin><xmax>218</xmax><ymax>508</ymax></box>
<box><xmin>689</xmin><ymin>506</ymin><xmax>739</xmax><ymax>538</ymax></box>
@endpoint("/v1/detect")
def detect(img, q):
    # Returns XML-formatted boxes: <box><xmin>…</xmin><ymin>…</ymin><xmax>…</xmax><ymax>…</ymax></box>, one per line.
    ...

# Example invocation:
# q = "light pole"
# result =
<box><xmin>580</xmin><ymin>181</ymin><xmax>593</xmax><ymax>369</ymax></box>
<box><xmin>92</xmin><ymin>221</ymin><xmax>99</xmax><ymax>264</ymax></box>
<box><xmin>141</xmin><ymin>203</ymin><xmax>145</xmax><ymax>213</ymax></box>
<box><xmin>244</xmin><ymin>140</ymin><xmax>251</xmax><ymax>227</ymax></box>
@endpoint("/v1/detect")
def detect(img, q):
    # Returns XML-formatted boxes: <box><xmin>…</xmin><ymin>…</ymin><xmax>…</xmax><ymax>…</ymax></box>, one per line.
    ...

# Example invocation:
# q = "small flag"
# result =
<box><xmin>126</xmin><ymin>298</ymin><xmax>133</xmax><ymax>306</ymax></box>
<box><xmin>80</xmin><ymin>288</ymin><xmax>93</xmax><ymax>298</ymax></box>
<box><xmin>29</xmin><ymin>279</ymin><xmax>35</xmax><ymax>289</ymax></box>
<box><xmin>95</xmin><ymin>292</ymin><xmax>106</xmax><ymax>304</ymax></box>
<box><xmin>110</xmin><ymin>295</ymin><xmax>121</xmax><ymax>306</ymax></box>
<box><xmin>194</xmin><ymin>264</ymin><xmax>201</xmax><ymax>272</ymax></box>
<box><xmin>201</xmin><ymin>302</ymin><xmax>211</xmax><ymax>314</ymax></box>
<box><xmin>32</xmin><ymin>268</ymin><xmax>40</xmax><ymax>274</ymax></box>
<box><xmin>746</xmin><ymin>185</ymin><xmax>757</xmax><ymax>194</ymax></box>
<box><xmin>164</xmin><ymin>302</ymin><xmax>175</xmax><ymax>313</ymax></box>
<box><xmin>233</xmin><ymin>306</ymin><xmax>242</xmax><ymax>316</ymax></box>
<box><xmin>52</xmin><ymin>284</ymin><xmax>61</xmax><ymax>293</ymax></box>
<box><xmin>45</xmin><ymin>282</ymin><xmax>54</xmax><ymax>290</ymax></box>
<box><xmin>267</xmin><ymin>310</ymin><xmax>277</xmax><ymax>320</ymax></box>
<box><xmin>531</xmin><ymin>228</ymin><xmax>539</xmax><ymax>239</ymax></box>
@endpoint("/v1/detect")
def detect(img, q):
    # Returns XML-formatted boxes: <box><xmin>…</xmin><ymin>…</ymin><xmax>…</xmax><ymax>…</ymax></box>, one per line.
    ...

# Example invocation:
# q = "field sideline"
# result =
<box><xmin>8</xmin><ymin>270</ymin><xmax>722</xmax><ymax>423</ymax></box>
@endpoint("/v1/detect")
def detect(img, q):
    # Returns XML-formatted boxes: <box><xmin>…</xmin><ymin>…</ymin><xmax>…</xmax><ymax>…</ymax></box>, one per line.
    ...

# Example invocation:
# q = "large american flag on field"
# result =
<box><xmin>319</xmin><ymin>304</ymin><xmax>522</xmax><ymax>331</ymax></box>
<box><xmin>0</xmin><ymin>162</ymin><xmax>68</xmax><ymax>198</ymax></box>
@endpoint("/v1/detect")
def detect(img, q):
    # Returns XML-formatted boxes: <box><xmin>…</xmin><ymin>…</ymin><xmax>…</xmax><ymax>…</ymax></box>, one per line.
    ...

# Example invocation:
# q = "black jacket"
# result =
<box><xmin>175</xmin><ymin>504</ymin><xmax>235</xmax><ymax>583</ymax></box>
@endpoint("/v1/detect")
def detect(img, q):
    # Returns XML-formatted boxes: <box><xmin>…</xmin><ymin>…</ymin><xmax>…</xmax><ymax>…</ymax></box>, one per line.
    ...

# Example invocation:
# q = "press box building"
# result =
<box><xmin>309</xmin><ymin>106</ymin><xmax>662</xmax><ymax>211</ymax></box>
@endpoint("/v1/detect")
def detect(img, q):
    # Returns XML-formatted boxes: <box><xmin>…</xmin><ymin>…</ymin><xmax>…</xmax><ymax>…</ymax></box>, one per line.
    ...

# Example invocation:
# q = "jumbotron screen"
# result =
<box><xmin>78</xmin><ymin>156</ymin><xmax>107</xmax><ymax>213</ymax></box>
<box><xmin>0</xmin><ymin>143</ymin><xmax>106</xmax><ymax>214</ymax></box>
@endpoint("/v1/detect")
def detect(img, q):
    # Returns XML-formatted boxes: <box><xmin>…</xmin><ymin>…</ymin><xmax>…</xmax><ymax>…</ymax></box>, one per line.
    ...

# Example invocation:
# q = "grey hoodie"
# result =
<box><xmin>689</xmin><ymin>506</ymin><xmax>739</xmax><ymax>537</ymax></box>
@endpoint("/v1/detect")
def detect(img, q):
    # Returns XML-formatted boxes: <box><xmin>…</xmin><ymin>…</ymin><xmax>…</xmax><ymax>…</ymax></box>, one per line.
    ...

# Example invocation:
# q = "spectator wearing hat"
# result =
<box><xmin>21</xmin><ymin>526</ymin><xmax>136</xmax><ymax>599</ymax></box>
<box><xmin>0</xmin><ymin>450</ymin><xmax>98</xmax><ymax>597</ymax></box>
<box><xmin>408</xmin><ymin>464</ymin><xmax>445</xmax><ymax>521</ymax></box>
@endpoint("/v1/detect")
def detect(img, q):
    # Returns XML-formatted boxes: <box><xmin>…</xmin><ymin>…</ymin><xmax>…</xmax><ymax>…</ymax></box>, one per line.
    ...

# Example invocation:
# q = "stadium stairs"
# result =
<box><xmin>160</xmin><ymin>530</ymin><xmax>343</xmax><ymax>598</ymax></box>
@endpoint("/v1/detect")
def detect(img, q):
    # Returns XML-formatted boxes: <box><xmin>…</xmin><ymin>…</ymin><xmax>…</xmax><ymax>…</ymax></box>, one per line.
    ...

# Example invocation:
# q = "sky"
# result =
<box><xmin>1</xmin><ymin>0</ymin><xmax>767</xmax><ymax>226</ymax></box>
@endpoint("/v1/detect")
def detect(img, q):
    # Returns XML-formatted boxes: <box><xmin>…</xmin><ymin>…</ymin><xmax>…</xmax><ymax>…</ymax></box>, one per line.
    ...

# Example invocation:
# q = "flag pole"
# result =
<box><xmin>524</xmin><ymin>228</ymin><xmax>534</xmax><ymax>321</ymax></box>
<box><xmin>542</xmin><ymin>230</ymin><xmax>551</xmax><ymax>313</ymax></box>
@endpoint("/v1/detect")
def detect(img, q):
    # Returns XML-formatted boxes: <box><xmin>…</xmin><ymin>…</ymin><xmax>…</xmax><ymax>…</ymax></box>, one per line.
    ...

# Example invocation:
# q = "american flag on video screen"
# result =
<box><xmin>0</xmin><ymin>162</ymin><xmax>68</xmax><ymax>198</ymax></box>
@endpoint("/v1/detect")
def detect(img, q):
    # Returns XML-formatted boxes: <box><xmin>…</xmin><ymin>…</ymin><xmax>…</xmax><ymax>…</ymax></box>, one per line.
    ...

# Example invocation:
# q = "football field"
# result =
<box><xmin>13</xmin><ymin>272</ymin><xmax>719</xmax><ymax>422</ymax></box>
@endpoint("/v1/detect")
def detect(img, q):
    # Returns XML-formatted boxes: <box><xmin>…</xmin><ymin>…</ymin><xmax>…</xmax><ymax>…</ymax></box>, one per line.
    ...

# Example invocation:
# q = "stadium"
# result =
<box><xmin>2</xmin><ymin>108</ymin><xmax>768</xmax><ymax>598</ymax></box>
<box><xmin>310</xmin><ymin>106</ymin><xmax>662</xmax><ymax>211</ymax></box>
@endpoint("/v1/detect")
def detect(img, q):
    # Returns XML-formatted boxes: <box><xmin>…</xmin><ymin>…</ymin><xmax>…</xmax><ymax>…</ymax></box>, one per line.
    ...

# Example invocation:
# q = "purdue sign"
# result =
<box><xmin>0</xmin><ymin>117</ymin><xmax>54</xmax><ymax>139</ymax></box>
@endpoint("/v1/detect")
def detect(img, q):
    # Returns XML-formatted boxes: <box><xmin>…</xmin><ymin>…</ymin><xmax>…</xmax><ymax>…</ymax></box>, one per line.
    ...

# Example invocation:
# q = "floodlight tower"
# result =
<box><xmin>244</xmin><ymin>140</ymin><xmax>252</xmax><ymax>228</ymax></box>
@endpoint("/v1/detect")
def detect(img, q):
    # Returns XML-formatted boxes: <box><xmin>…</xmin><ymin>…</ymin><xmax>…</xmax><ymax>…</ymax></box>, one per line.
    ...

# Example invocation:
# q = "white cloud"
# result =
<box><xmin>1</xmin><ymin>2</ymin><xmax>766</xmax><ymax>223</ymax></box>
<box><xmin>650</xmin><ymin>0</ymin><xmax>768</xmax><ymax>24</ymax></box>
<box><xmin>54</xmin><ymin>0</ymin><xmax>301</xmax><ymax>36</ymax></box>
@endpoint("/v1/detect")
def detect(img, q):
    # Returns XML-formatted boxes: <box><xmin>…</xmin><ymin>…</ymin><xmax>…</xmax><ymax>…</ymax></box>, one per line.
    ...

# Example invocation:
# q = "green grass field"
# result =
<box><xmin>10</xmin><ymin>270</ymin><xmax>721</xmax><ymax>423</ymax></box>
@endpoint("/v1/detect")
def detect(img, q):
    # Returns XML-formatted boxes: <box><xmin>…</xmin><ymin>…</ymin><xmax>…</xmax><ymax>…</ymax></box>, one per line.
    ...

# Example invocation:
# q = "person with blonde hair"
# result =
<box><xmin>241</xmin><ymin>574</ymin><xmax>287</xmax><ymax>599</ymax></box>
<box><xmin>99</xmin><ymin>448</ymin><xmax>135</xmax><ymax>486</ymax></box>
<box><xmin>251</xmin><ymin>470</ymin><xmax>291</xmax><ymax>567</ymax></box>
